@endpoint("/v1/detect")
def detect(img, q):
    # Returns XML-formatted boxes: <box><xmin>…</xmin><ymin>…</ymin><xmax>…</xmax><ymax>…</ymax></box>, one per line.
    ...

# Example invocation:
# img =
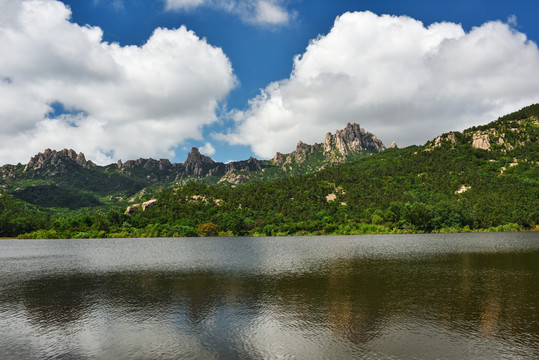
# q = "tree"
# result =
<box><xmin>197</xmin><ymin>222</ymin><xmax>219</xmax><ymax>237</ymax></box>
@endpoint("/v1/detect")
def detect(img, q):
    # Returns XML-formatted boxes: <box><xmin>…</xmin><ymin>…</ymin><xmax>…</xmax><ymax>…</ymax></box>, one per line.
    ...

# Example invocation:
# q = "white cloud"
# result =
<box><xmin>164</xmin><ymin>0</ymin><xmax>292</xmax><ymax>25</ymax></box>
<box><xmin>199</xmin><ymin>142</ymin><xmax>216</xmax><ymax>156</ymax></box>
<box><xmin>0</xmin><ymin>0</ymin><xmax>236</xmax><ymax>165</ymax></box>
<box><xmin>219</xmin><ymin>11</ymin><xmax>539</xmax><ymax>158</ymax></box>
<box><xmin>254</xmin><ymin>1</ymin><xmax>290</xmax><ymax>25</ymax></box>
<box><xmin>164</xmin><ymin>0</ymin><xmax>205</xmax><ymax>11</ymax></box>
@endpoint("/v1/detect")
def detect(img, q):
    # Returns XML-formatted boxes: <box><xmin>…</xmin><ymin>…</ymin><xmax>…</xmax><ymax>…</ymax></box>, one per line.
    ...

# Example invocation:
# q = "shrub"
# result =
<box><xmin>197</xmin><ymin>222</ymin><xmax>219</xmax><ymax>236</ymax></box>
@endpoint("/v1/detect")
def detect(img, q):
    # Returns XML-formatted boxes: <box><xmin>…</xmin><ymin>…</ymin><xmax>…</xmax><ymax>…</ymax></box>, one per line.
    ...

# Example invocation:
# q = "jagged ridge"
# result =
<box><xmin>272</xmin><ymin>122</ymin><xmax>385</xmax><ymax>170</ymax></box>
<box><xmin>0</xmin><ymin>122</ymin><xmax>386</xmax><ymax>207</ymax></box>
<box><xmin>24</xmin><ymin>148</ymin><xmax>95</xmax><ymax>172</ymax></box>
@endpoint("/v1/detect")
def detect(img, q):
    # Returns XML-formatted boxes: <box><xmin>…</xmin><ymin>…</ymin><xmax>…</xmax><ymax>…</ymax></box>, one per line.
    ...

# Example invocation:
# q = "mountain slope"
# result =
<box><xmin>0</xmin><ymin>123</ymin><xmax>383</xmax><ymax>209</ymax></box>
<box><xmin>12</xmin><ymin>103</ymin><xmax>538</xmax><ymax>239</ymax></box>
<box><xmin>114</xmin><ymin>104</ymin><xmax>538</xmax><ymax>236</ymax></box>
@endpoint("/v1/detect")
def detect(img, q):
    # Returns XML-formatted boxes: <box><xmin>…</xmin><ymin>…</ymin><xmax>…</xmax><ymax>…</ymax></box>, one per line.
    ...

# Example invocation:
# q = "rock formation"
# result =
<box><xmin>471</xmin><ymin>131</ymin><xmax>491</xmax><ymax>150</ymax></box>
<box><xmin>125</xmin><ymin>198</ymin><xmax>157</xmax><ymax>214</ymax></box>
<box><xmin>293</xmin><ymin>141</ymin><xmax>312</xmax><ymax>163</ymax></box>
<box><xmin>183</xmin><ymin>147</ymin><xmax>217</xmax><ymax>177</ymax></box>
<box><xmin>455</xmin><ymin>185</ymin><xmax>471</xmax><ymax>194</ymax></box>
<box><xmin>323</xmin><ymin>123</ymin><xmax>385</xmax><ymax>155</ymax></box>
<box><xmin>23</xmin><ymin>148</ymin><xmax>95</xmax><ymax>172</ymax></box>
<box><xmin>3</xmin><ymin>122</ymin><xmax>385</xmax><ymax>189</ymax></box>
<box><xmin>118</xmin><ymin>158</ymin><xmax>172</xmax><ymax>172</ymax></box>
<box><xmin>272</xmin><ymin>122</ymin><xmax>385</xmax><ymax>168</ymax></box>
<box><xmin>225</xmin><ymin>157</ymin><xmax>263</xmax><ymax>173</ymax></box>
<box><xmin>179</xmin><ymin>148</ymin><xmax>265</xmax><ymax>179</ymax></box>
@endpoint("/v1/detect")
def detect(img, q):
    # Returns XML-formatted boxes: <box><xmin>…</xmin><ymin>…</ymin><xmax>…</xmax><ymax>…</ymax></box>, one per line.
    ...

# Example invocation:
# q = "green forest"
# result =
<box><xmin>1</xmin><ymin>105</ymin><xmax>538</xmax><ymax>239</ymax></box>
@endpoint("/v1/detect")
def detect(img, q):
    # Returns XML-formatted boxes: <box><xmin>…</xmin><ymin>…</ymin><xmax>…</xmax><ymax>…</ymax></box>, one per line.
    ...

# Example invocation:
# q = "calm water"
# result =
<box><xmin>0</xmin><ymin>233</ymin><xmax>537</xmax><ymax>359</ymax></box>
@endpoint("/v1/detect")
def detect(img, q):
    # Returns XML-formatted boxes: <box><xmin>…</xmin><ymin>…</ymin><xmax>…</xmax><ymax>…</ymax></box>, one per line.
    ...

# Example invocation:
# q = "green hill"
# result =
<box><xmin>0</xmin><ymin>123</ymin><xmax>383</xmax><ymax>211</ymax></box>
<box><xmin>11</xmin><ymin>104</ymin><xmax>538</xmax><ymax>238</ymax></box>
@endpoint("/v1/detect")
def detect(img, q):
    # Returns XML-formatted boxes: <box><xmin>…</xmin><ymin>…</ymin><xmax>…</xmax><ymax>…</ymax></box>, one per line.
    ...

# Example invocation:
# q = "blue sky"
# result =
<box><xmin>1</xmin><ymin>0</ymin><xmax>539</xmax><ymax>165</ymax></box>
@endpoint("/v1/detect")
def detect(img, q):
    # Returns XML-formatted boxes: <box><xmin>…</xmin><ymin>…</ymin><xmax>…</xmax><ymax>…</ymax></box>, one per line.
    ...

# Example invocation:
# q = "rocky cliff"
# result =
<box><xmin>117</xmin><ymin>158</ymin><xmax>173</xmax><ymax>172</ymax></box>
<box><xmin>180</xmin><ymin>148</ymin><xmax>266</xmax><ymax>178</ymax></box>
<box><xmin>273</xmin><ymin>122</ymin><xmax>385</xmax><ymax>168</ymax></box>
<box><xmin>0</xmin><ymin>122</ymin><xmax>386</xmax><ymax>198</ymax></box>
<box><xmin>24</xmin><ymin>148</ymin><xmax>95</xmax><ymax>172</ymax></box>
<box><xmin>323</xmin><ymin>122</ymin><xmax>385</xmax><ymax>155</ymax></box>
<box><xmin>183</xmin><ymin>147</ymin><xmax>216</xmax><ymax>176</ymax></box>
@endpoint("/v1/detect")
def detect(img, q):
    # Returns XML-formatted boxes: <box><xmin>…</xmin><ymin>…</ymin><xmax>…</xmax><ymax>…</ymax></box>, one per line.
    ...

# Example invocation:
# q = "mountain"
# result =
<box><xmin>112</xmin><ymin>104</ymin><xmax>536</xmax><ymax>237</ymax></box>
<box><xmin>2</xmin><ymin>104</ymin><xmax>538</xmax><ymax>239</ymax></box>
<box><xmin>0</xmin><ymin>122</ymin><xmax>383</xmax><ymax>209</ymax></box>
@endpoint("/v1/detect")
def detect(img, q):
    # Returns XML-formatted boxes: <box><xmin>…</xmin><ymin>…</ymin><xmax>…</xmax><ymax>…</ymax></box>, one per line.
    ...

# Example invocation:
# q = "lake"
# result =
<box><xmin>0</xmin><ymin>232</ymin><xmax>537</xmax><ymax>359</ymax></box>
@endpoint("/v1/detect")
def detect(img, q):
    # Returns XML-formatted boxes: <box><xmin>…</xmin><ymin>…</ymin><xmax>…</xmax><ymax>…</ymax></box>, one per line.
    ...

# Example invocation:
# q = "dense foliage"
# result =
<box><xmin>0</xmin><ymin>193</ymin><xmax>50</xmax><ymax>237</ymax></box>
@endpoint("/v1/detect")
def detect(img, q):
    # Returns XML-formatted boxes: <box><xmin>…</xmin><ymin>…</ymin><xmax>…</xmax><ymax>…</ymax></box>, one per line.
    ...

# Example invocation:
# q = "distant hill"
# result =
<box><xmin>0</xmin><ymin>122</ymin><xmax>384</xmax><ymax>209</ymax></box>
<box><xmin>2</xmin><ymin>104</ymin><xmax>538</xmax><ymax>238</ymax></box>
<box><xmin>122</xmin><ymin>104</ymin><xmax>536</xmax><ymax>236</ymax></box>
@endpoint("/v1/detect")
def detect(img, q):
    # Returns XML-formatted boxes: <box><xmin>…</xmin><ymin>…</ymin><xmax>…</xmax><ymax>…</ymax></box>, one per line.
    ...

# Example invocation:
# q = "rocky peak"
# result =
<box><xmin>324</xmin><ymin>122</ymin><xmax>385</xmax><ymax>155</ymax></box>
<box><xmin>184</xmin><ymin>147</ymin><xmax>215</xmax><ymax>166</ymax></box>
<box><xmin>272</xmin><ymin>152</ymin><xmax>285</xmax><ymax>166</ymax></box>
<box><xmin>183</xmin><ymin>147</ymin><xmax>217</xmax><ymax>176</ymax></box>
<box><xmin>270</xmin><ymin>123</ymin><xmax>385</xmax><ymax>170</ymax></box>
<box><xmin>24</xmin><ymin>148</ymin><xmax>95</xmax><ymax>172</ymax></box>
<box><xmin>293</xmin><ymin>140</ymin><xmax>312</xmax><ymax>163</ymax></box>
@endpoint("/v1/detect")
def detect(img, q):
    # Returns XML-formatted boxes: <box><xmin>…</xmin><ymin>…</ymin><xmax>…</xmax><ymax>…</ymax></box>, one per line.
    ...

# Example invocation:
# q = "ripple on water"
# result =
<box><xmin>0</xmin><ymin>233</ymin><xmax>537</xmax><ymax>359</ymax></box>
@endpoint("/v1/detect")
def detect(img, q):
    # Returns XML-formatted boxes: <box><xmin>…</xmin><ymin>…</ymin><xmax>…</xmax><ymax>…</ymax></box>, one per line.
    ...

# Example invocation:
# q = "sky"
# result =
<box><xmin>1</xmin><ymin>0</ymin><xmax>539</xmax><ymax>165</ymax></box>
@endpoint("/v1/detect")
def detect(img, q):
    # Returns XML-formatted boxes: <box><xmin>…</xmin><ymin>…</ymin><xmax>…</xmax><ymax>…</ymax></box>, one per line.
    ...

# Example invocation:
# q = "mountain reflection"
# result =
<box><xmin>1</xmin><ymin>253</ymin><xmax>537</xmax><ymax>347</ymax></box>
<box><xmin>0</xmin><ymin>235</ymin><xmax>537</xmax><ymax>359</ymax></box>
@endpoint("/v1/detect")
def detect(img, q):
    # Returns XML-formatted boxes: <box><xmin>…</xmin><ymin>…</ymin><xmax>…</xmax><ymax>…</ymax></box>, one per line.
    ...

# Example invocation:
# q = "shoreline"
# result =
<box><xmin>13</xmin><ymin>227</ymin><xmax>538</xmax><ymax>240</ymax></box>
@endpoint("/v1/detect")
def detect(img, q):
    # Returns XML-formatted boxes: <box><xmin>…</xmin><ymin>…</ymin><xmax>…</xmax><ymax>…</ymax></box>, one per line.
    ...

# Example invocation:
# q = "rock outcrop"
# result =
<box><xmin>23</xmin><ymin>148</ymin><xmax>95</xmax><ymax>172</ymax></box>
<box><xmin>293</xmin><ymin>141</ymin><xmax>313</xmax><ymax>163</ymax></box>
<box><xmin>125</xmin><ymin>198</ymin><xmax>157</xmax><ymax>214</ymax></box>
<box><xmin>183</xmin><ymin>147</ymin><xmax>217</xmax><ymax>177</ymax></box>
<box><xmin>141</xmin><ymin>199</ymin><xmax>157</xmax><ymax>211</ymax></box>
<box><xmin>272</xmin><ymin>122</ymin><xmax>385</xmax><ymax>168</ymax></box>
<box><xmin>423</xmin><ymin>106</ymin><xmax>539</xmax><ymax>154</ymax></box>
<box><xmin>455</xmin><ymin>185</ymin><xmax>471</xmax><ymax>194</ymax></box>
<box><xmin>471</xmin><ymin>131</ymin><xmax>491</xmax><ymax>150</ymax></box>
<box><xmin>118</xmin><ymin>158</ymin><xmax>172</xmax><ymax>172</ymax></box>
<box><xmin>225</xmin><ymin>157</ymin><xmax>263</xmax><ymax>173</ymax></box>
<box><xmin>323</xmin><ymin>123</ymin><xmax>385</xmax><ymax>155</ymax></box>
<box><xmin>272</xmin><ymin>152</ymin><xmax>285</xmax><ymax>166</ymax></box>
<box><xmin>179</xmin><ymin>148</ymin><xmax>265</xmax><ymax>179</ymax></box>
<box><xmin>4</xmin><ymin>122</ymin><xmax>386</xmax><ymax>191</ymax></box>
<box><xmin>0</xmin><ymin>164</ymin><xmax>20</xmax><ymax>181</ymax></box>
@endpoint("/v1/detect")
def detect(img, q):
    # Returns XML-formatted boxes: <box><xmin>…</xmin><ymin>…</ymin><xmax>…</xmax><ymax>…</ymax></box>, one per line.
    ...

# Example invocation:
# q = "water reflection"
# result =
<box><xmin>0</xmin><ymin>234</ymin><xmax>538</xmax><ymax>359</ymax></box>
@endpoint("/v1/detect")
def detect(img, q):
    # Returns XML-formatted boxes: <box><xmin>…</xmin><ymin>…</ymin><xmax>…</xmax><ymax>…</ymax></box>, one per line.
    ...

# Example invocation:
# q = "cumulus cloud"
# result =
<box><xmin>199</xmin><ymin>142</ymin><xmax>216</xmax><ymax>156</ymax></box>
<box><xmin>0</xmin><ymin>0</ymin><xmax>236</xmax><ymax>165</ymax></box>
<box><xmin>164</xmin><ymin>0</ymin><xmax>292</xmax><ymax>25</ymax></box>
<box><xmin>219</xmin><ymin>11</ymin><xmax>539</xmax><ymax>158</ymax></box>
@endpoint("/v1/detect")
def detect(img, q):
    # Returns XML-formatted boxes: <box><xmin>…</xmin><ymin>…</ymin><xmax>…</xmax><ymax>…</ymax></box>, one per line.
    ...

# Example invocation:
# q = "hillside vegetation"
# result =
<box><xmin>0</xmin><ymin>123</ymin><xmax>382</xmax><ymax>211</ymax></box>
<box><xmin>3</xmin><ymin>104</ymin><xmax>538</xmax><ymax>238</ymax></box>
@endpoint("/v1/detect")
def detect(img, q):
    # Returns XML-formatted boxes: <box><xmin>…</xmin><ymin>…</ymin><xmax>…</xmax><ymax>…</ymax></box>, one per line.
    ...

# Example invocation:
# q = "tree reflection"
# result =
<box><xmin>0</xmin><ymin>250</ymin><xmax>537</xmax><ymax>357</ymax></box>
